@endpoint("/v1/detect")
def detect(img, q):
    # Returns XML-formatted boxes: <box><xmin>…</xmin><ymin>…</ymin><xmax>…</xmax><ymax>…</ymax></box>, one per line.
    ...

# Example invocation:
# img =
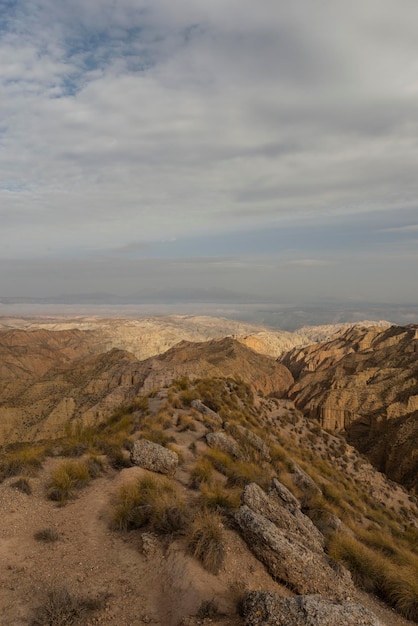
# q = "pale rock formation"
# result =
<box><xmin>243</xmin><ymin>592</ymin><xmax>382</xmax><ymax>626</ymax></box>
<box><xmin>235</xmin><ymin>485</ymin><xmax>353</xmax><ymax>600</ymax></box>
<box><xmin>130</xmin><ymin>439</ymin><xmax>178</xmax><ymax>475</ymax></box>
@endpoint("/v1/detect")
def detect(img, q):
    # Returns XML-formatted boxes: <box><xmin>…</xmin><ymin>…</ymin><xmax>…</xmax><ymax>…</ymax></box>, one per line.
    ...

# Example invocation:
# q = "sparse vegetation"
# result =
<box><xmin>327</xmin><ymin>532</ymin><xmax>418</xmax><ymax>621</ymax></box>
<box><xmin>46</xmin><ymin>459</ymin><xmax>92</xmax><ymax>504</ymax></box>
<box><xmin>31</xmin><ymin>586</ymin><xmax>104</xmax><ymax>625</ymax></box>
<box><xmin>11</xmin><ymin>477</ymin><xmax>32</xmax><ymax>494</ymax></box>
<box><xmin>110</xmin><ymin>474</ymin><xmax>188</xmax><ymax>535</ymax></box>
<box><xmin>34</xmin><ymin>528</ymin><xmax>60</xmax><ymax>543</ymax></box>
<box><xmin>0</xmin><ymin>445</ymin><xmax>46</xmax><ymax>482</ymax></box>
<box><xmin>188</xmin><ymin>510</ymin><xmax>225</xmax><ymax>574</ymax></box>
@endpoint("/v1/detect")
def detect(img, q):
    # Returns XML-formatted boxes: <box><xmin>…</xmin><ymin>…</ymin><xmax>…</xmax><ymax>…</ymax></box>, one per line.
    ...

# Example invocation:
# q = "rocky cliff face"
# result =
<box><xmin>281</xmin><ymin>325</ymin><xmax>418</xmax><ymax>491</ymax></box>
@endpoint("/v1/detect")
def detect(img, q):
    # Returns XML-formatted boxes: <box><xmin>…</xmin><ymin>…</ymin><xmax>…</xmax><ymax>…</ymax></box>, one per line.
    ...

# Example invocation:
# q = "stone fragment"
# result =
<box><xmin>242</xmin><ymin>592</ymin><xmax>381</xmax><ymax>626</ymax></box>
<box><xmin>130</xmin><ymin>439</ymin><xmax>178</xmax><ymax>475</ymax></box>
<box><xmin>205</xmin><ymin>431</ymin><xmax>243</xmax><ymax>459</ymax></box>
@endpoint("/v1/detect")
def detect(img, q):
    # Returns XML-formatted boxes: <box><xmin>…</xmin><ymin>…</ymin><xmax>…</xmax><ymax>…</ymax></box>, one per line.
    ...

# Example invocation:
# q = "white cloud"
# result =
<box><xmin>1</xmin><ymin>0</ymin><xmax>418</xmax><ymax>305</ymax></box>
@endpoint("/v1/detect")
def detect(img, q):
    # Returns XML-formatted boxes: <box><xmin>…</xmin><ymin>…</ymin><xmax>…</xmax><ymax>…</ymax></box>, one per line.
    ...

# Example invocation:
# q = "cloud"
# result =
<box><xmin>1</xmin><ymin>1</ymin><xmax>418</xmax><ymax>307</ymax></box>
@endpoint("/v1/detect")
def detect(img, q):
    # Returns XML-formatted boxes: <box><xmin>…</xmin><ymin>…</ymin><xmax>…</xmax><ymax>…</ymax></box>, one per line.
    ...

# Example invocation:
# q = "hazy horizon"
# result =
<box><xmin>1</xmin><ymin>1</ymin><xmax>418</xmax><ymax>304</ymax></box>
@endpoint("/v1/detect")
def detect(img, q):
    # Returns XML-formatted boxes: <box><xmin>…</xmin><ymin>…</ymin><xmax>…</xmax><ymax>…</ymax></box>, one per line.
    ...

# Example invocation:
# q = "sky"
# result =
<box><xmin>1</xmin><ymin>0</ymin><xmax>418</xmax><ymax>305</ymax></box>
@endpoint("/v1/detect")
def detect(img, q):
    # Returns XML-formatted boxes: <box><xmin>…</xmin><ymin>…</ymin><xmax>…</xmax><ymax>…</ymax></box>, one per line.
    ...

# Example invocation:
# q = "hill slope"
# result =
<box><xmin>281</xmin><ymin>324</ymin><xmax>418</xmax><ymax>491</ymax></box>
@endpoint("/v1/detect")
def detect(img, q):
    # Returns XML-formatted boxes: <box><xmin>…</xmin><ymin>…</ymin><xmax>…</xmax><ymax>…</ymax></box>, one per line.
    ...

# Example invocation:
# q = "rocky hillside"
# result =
<box><xmin>280</xmin><ymin>324</ymin><xmax>418</xmax><ymax>492</ymax></box>
<box><xmin>0</xmin><ymin>335</ymin><xmax>293</xmax><ymax>446</ymax></box>
<box><xmin>1</xmin><ymin>376</ymin><xmax>417</xmax><ymax>625</ymax></box>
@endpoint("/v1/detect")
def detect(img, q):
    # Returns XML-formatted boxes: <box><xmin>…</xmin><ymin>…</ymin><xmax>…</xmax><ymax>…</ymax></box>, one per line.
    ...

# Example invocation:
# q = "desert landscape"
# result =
<box><xmin>0</xmin><ymin>315</ymin><xmax>417</xmax><ymax>625</ymax></box>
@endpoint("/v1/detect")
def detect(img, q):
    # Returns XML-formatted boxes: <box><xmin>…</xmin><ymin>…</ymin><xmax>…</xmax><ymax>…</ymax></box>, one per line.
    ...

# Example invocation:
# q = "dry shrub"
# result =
<box><xmin>188</xmin><ymin>510</ymin><xmax>225</xmax><ymax>574</ymax></box>
<box><xmin>177</xmin><ymin>414</ymin><xmax>197</xmax><ymax>432</ymax></box>
<box><xmin>196</xmin><ymin>599</ymin><xmax>219</xmax><ymax>619</ymax></box>
<box><xmin>0</xmin><ymin>446</ymin><xmax>45</xmax><ymax>481</ymax></box>
<box><xmin>190</xmin><ymin>458</ymin><xmax>214</xmax><ymax>488</ymax></box>
<box><xmin>31</xmin><ymin>586</ymin><xmax>104</xmax><ymax>625</ymax></box>
<box><xmin>46</xmin><ymin>460</ymin><xmax>91</xmax><ymax>504</ymax></box>
<box><xmin>205</xmin><ymin>449</ymin><xmax>234</xmax><ymax>475</ymax></box>
<box><xmin>199</xmin><ymin>481</ymin><xmax>241</xmax><ymax>511</ymax></box>
<box><xmin>11</xmin><ymin>477</ymin><xmax>32</xmax><ymax>495</ymax></box>
<box><xmin>34</xmin><ymin>528</ymin><xmax>60</xmax><ymax>543</ymax></box>
<box><xmin>110</xmin><ymin>474</ymin><xmax>188</xmax><ymax>535</ymax></box>
<box><xmin>226</xmin><ymin>460</ymin><xmax>272</xmax><ymax>490</ymax></box>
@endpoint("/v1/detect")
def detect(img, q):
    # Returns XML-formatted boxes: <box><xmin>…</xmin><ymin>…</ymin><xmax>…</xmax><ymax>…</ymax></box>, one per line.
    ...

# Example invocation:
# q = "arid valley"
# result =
<box><xmin>0</xmin><ymin>314</ymin><xmax>417</xmax><ymax>625</ymax></box>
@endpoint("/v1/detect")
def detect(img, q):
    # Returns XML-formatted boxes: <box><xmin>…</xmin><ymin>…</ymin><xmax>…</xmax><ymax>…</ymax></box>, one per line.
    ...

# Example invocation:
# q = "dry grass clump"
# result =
<box><xmin>199</xmin><ymin>482</ymin><xmax>241</xmax><ymax>511</ymax></box>
<box><xmin>177</xmin><ymin>414</ymin><xmax>197</xmax><ymax>432</ymax></box>
<box><xmin>190</xmin><ymin>458</ymin><xmax>214</xmax><ymax>488</ymax></box>
<box><xmin>226</xmin><ymin>460</ymin><xmax>273</xmax><ymax>491</ymax></box>
<box><xmin>34</xmin><ymin>528</ymin><xmax>60</xmax><ymax>543</ymax></box>
<box><xmin>110</xmin><ymin>474</ymin><xmax>188</xmax><ymax>535</ymax></box>
<box><xmin>0</xmin><ymin>445</ymin><xmax>46</xmax><ymax>481</ymax></box>
<box><xmin>11</xmin><ymin>477</ymin><xmax>32</xmax><ymax>494</ymax></box>
<box><xmin>327</xmin><ymin>532</ymin><xmax>418</xmax><ymax>621</ymax></box>
<box><xmin>205</xmin><ymin>449</ymin><xmax>234</xmax><ymax>475</ymax></box>
<box><xmin>188</xmin><ymin>510</ymin><xmax>225</xmax><ymax>574</ymax></box>
<box><xmin>46</xmin><ymin>459</ymin><xmax>92</xmax><ymax>504</ymax></box>
<box><xmin>31</xmin><ymin>586</ymin><xmax>104</xmax><ymax>625</ymax></box>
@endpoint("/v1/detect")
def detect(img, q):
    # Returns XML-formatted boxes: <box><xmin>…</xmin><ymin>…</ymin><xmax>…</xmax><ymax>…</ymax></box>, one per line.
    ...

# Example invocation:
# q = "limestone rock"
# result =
<box><xmin>205</xmin><ymin>432</ymin><xmax>243</xmax><ymax>459</ymax></box>
<box><xmin>242</xmin><ymin>482</ymin><xmax>324</xmax><ymax>553</ymax></box>
<box><xmin>130</xmin><ymin>439</ymin><xmax>178</xmax><ymax>475</ymax></box>
<box><xmin>234</xmin><ymin>505</ymin><xmax>352</xmax><ymax>599</ymax></box>
<box><xmin>242</xmin><ymin>592</ymin><xmax>382</xmax><ymax>626</ymax></box>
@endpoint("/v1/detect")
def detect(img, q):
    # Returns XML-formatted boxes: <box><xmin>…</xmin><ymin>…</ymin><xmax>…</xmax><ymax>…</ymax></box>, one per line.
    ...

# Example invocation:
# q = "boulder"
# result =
<box><xmin>130</xmin><ymin>439</ymin><xmax>178</xmax><ymax>475</ymax></box>
<box><xmin>242</xmin><ymin>592</ymin><xmax>381</xmax><ymax>626</ymax></box>
<box><xmin>242</xmin><ymin>482</ymin><xmax>324</xmax><ymax>553</ymax></box>
<box><xmin>234</xmin><ymin>505</ymin><xmax>352</xmax><ymax>599</ymax></box>
<box><xmin>205</xmin><ymin>431</ymin><xmax>243</xmax><ymax>459</ymax></box>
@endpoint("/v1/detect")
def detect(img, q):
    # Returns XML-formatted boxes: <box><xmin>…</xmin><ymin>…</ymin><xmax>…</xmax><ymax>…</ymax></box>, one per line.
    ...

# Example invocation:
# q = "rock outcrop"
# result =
<box><xmin>242</xmin><ymin>592</ymin><xmax>382</xmax><ymax>626</ymax></box>
<box><xmin>235</xmin><ymin>481</ymin><xmax>353</xmax><ymax>600</ymax></box>
<box><xmin>130</xmin><ymin>439</ymin><xmax>178</xmax><ymax>475</ymax></box>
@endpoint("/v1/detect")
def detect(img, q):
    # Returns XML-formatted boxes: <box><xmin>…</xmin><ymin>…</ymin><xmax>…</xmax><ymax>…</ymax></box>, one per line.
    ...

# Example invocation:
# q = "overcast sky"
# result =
<box><xmin>1</xmin><ymin>0</ymin><xmax>418</xmax><ymax>304</ymax></box>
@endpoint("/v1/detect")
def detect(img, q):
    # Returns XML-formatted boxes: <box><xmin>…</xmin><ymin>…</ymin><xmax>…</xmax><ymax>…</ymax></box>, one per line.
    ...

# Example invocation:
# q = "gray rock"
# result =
<box><xmin>190</xmin><ymin>399</ymin><xmax>222</xmax><ymax>425</ymax></box>
<box><xmin>243</xmin><ymin>593</ymin><xmax>382</xmax><ymax>626</ymax></box>
<box><xmin>130</xmin><ymin>439</ymin><xmax>178</xmax><ymax>475</ymax></box>
<box><xmin>269</xmin><ymin>477</ymin><xmax>300</xmax><ymax>513</ymax></box>
<box><xmin>205</xmin><ymin>431</ymin><xmax>243</xmax><ymax>459</ymax></box>
<box><xmin>234</xmin><ymin>505</ymin><xmax>352</xmax><ymax>599</ymax></box>
<box><xmin>242</xmin><ymin>482</ymin><xmax>325</xmax><ymax>553</ymax></box>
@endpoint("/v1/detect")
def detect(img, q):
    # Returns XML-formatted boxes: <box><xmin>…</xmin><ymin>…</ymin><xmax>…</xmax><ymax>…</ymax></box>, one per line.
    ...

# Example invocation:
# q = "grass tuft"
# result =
<box><xmin>46</xmin><ymin>460</ymin><xmax>91</xmax><ymax>504</ymax></box>
<box><xmin>31</xmin><ymin>586</ymin><xmax>104</xmax><ymax>625</ymax></box>
<box><xmin>34</xmin><ymin>528</ymin><xmax>60</xmax><ymax>543</ymax></box>
<box><xmin>110</xmin><ymin>474</ymin><xmax>188</xmax><ymax>535</ymax></box>
<box><xmin>188</xmin><ymin>510</ymin><xmax>225</xmax><ymax>574</ymax></box>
